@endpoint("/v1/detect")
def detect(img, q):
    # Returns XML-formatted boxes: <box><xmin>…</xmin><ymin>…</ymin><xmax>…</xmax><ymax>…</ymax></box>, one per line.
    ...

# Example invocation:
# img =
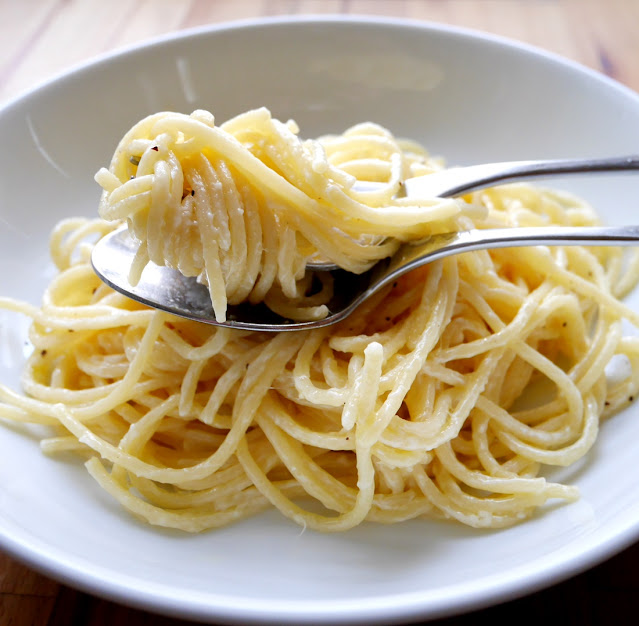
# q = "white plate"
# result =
<box><xmin>2</xmin><ymin>16</ymin><xmax>639</xmax><ymax>625</ymax></box>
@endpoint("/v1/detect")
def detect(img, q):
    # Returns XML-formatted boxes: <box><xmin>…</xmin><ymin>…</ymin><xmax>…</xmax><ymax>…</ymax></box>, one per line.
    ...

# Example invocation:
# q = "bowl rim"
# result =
<box><xmin>3</xmin><ymin>13</ymin><xmax>639</xmax><ymax>115</ymax></box>
<box><xmin>2</xmin><ymin>14</ymin><xmax>639</xmax><ymax>625</ymax></box>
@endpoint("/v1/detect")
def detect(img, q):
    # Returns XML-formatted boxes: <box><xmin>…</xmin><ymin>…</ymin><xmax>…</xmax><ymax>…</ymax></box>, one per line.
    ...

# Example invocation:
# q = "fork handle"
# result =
<box><xmin>404</xmin><ymin>155</ymin><xmax>639</xmax><ymax>198</ymax></box>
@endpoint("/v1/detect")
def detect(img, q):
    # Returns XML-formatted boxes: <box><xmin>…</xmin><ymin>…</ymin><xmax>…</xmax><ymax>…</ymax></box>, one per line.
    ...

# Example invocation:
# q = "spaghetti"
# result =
<box><xmin>94</xmin><ymin>108</ymin><xmax>469</xmax><ymax>322</ymax></box>
<box><xmin>1</xmin><ymin>108</ymin><xmax>639</xmax><ymax>532</ymax></box>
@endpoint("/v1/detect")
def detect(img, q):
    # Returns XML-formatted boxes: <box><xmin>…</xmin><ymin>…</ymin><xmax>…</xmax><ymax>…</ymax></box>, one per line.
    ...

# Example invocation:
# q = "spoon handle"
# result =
<box><xmin>373</xmin><ymin>224</ymin><xmax>639</xmax><ymax>290</ymax></box>
<box><xmin>403</xmin><ymin>155</ymin><xmax>639</xmax><ymax>198</ymax></box>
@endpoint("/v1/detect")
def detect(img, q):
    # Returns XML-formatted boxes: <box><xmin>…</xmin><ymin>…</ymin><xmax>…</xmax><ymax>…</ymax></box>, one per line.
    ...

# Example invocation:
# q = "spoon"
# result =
<box><xmin>92</xmin><ymin>154</ymin><xmax>639</xmax><ymax>331</ymax></box>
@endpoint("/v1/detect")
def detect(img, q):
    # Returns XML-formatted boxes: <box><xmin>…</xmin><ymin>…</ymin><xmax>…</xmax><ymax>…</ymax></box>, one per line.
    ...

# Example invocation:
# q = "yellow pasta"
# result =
<box><xmin>1</xmin><ymin>108</ymin><xmax>639</xmax><ymax>533</ymax></box>
<box><xmin>95</xmin><ymin>108</ymin><xmax>467</xmax><ymax>322</ymax></box>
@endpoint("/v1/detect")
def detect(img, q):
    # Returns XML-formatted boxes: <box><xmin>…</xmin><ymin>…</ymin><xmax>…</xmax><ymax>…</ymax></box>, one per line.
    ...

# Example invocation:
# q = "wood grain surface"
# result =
<box><xmin>2</xmin><ymin>1</ymin><xmax>639</xmax><ymax>624</ymax></box>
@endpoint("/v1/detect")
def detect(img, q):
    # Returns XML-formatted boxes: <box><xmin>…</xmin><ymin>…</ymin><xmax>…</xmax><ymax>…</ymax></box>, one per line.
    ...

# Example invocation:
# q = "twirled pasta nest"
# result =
<box><xmin>95</xmin><ymin>108</ymin><xmax>468</xmax><ymax>321</ymax></box>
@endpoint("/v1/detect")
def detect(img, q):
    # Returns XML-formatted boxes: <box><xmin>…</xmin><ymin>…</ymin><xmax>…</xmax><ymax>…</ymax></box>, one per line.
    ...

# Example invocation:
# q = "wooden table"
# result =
<box><xmin>2</xmin><ymin>1</ymin><xmax>639</xmax><ymax>624</ymax></box>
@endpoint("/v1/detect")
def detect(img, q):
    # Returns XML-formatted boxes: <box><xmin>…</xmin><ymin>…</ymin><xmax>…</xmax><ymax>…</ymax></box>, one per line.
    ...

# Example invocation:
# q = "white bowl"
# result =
<box><xmin>2</xmin><ymin>15</ymin><xmax>639</xmax><ymax>625</ymax></box>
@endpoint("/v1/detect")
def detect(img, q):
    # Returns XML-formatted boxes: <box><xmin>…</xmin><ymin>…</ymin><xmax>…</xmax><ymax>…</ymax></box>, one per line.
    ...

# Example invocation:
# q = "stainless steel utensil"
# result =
<box><xmin>91</xmin><ymin>155</ymin><xmax>639</xmax><ymax>331</ymax></box>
